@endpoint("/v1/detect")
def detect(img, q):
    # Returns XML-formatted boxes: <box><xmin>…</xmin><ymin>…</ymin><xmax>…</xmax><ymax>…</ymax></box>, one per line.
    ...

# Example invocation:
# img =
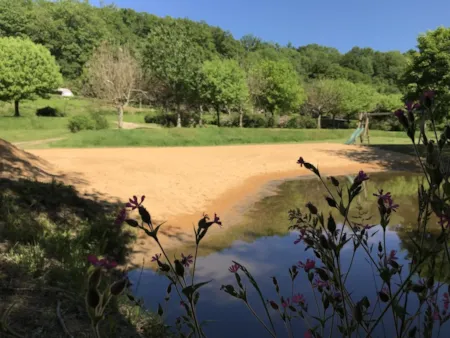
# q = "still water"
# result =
<box><xmin>129</xmin><ymin>172</ymin><xmax>450</xmax><ymax>337</ymax></box>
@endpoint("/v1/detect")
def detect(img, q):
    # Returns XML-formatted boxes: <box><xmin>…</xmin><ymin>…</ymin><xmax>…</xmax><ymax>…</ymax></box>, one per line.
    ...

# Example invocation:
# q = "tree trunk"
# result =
<box><xmin>176</xmin><ymin>103</ymin><xmax>181</xmax><ymax>128</ymax></box>
<box><xmin>14</xmin><ymin>100</ymin><xmax>20</xmax><ymax>117</ymax></box>
<box><xmin>317</xmin><ymin>114</ymin><xmax>321</xmax><ymax>129</ymax></box>
<box><xmin>216</xmin><ymin>106</ymin><xmax>221</xmax><ymax>127</ymax></box>
<box><xmin>117</xmin><ymin>105</ymin><xmax>124</xmax><ymax>129</ymax></box>
<box><xmin>239</xmin><ymin>108</ymin><xmax>244</xmax><ymax>128</ymax></box>
<box><xmin>332</xmin><ymin>114</ymin><xmax>336</xmax><ymax>129</ymax></box>
<box><xmin>199</xmin><ymin>105</ymin><xmax>203</xmax><ymax>127</ymax></box>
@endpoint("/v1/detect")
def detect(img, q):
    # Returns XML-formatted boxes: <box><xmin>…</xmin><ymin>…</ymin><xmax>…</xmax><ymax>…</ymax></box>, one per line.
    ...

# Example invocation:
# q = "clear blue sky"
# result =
<box><xmin>92</xmin><ymin>0</ymin><xmax>450</xmax><ymax>53</ymax></box>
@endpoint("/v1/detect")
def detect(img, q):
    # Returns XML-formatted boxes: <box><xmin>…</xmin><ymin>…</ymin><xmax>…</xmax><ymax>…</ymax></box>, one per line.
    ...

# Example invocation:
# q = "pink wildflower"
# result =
<box><xmin>214</xmin><ymin>213</ymin><xmax>222</xmax><ymax>226</ymax></box>
<box><xmin>87</xmin><ymin>254</ymin><xmax>117</xmax><ymax>269</ymax></box>
<box><xmin>151</xmin><ymin>253</ymin><xmax>161</xmax><ymax>262</ymax></box>
<box><xmin>228</xmin><ymin>263</ymin><xmax>240</xmax><ymax>273</ymax></box>
<box><xmin>181</xmin><ymin>253</ymin><xmax>193</xmax><ymax>268</ymax></box>
<box><xmin>115</xmin><ymin>208</ymin><xmax>127</xmax><ymax>225</ymax></box>
<box><xmin>298</xmin><ymin>259</ymin><xmax>316</xmax><ymax>273</ymax></box>
<box><xmin>388</xmin><ymin>250</ymin><xmax>398</xmax><ymax>262</ymax></box>
<box><xmin>294</xmin><ymin>229</ymin><xmax>306</xmax><ymax>244</ymax></box>
<box><xmin>443</xmin><ymin>293</ymin><xmax>449</xmax><ymax>311</ymax></box>
<box><xmin>313</xmin><ymin>277</ymin><xmax>329</xmax><ymax>289</ymax></box>
<box><xmin>281</xmin><ymin>298</ymin><xmax>290</xmax><ymax>308</ymax></box>
<box><xmin>355</xmin><ymin>170</ymin><xmax>369</xmax><ymax>183</ymax></box>
<box><xmin>394</xmin><ymin>109</ymin><xmax>405</xmax><ymax>118</ymax></box>
<box><xmin>297</xmin><ymin>157</ymin><xmax>305</xmax><ymax>167</ymax></box>
<box><xmin>126</xmin><ymin>195</ymin><xmax>145</xmax><ymax>210</ymax></box>
<box><xmin>292</xmin><ymin>293</ymin><xmax>306</xmax><ymax>305</ymax></box>
<box><xmin>304</xmin><ymin>330</ymin><xmax>313</xmax><ymax>338</ymax></box>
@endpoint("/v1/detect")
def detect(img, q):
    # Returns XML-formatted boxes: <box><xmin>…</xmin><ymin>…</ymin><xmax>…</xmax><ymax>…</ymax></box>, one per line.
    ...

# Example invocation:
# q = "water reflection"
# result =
<box><xmin>129</xmin><ymin>172</ymin><xmax>448</xmax><ymax>337</ymax></box>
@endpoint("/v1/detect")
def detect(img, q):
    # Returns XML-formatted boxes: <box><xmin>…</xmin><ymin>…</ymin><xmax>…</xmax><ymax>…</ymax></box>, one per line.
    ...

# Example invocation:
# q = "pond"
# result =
<box><xmin>128</xmin><ymin>172</ymin><xmax>450</xmax><ymax>337</ymax></box>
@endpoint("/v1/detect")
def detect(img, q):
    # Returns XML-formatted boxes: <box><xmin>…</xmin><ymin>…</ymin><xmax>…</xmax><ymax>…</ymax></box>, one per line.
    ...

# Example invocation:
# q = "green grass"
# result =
<box><xmin>46</xmin><ymin>127</ymin><xmax>409</xmax><ymax>148</ymax></box>
<box><xmin>0</xmin><ymin>178</ymin><xmax>167</xmax><ymax>337</ymax></box>
<box><xmin>0</xmin><ymin>96</ymin><xmax>410</xmax><ymax>147</ymax></box>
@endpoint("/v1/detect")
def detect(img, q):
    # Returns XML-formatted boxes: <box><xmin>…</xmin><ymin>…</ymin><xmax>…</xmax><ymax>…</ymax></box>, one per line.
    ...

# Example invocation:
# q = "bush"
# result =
<box><xmin>370</xmin><ymin>117</ymin><xmax>402</xmax><ymax>131</ymax></box>
<box><xmin>242</xmin><ymin>114</ymin><xmax>267</xmax><ymax>128</ymax></box>
<box><xmin>286</xmin><ymin>116</ymin><xmax>317</xmax><ymax>129</ymax></box>
<box><xmin>145</xmin><ymin>110</ymin><xmax>196</xmax><ymax>127</ymax></box>
<box><xmin>36</xmin><ymin>106</ymin><xmax>66</xmax><ymax>117</ymax></box>
<box><xmin>68</xmin><ymin>115</ymin><xmax>95</xmax><ymax>133</ymax></box>
<box><xmin>90</xmin><ymin>112</ymin><xmax>109</xmax><ymax>130</ymax></box>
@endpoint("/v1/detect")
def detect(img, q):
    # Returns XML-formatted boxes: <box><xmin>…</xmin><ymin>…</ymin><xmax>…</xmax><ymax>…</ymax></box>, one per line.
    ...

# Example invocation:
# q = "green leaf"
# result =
<box><xmin>182</xmin><ymin>280</ymin><xmax>212</xmax><ymax>300</ymax></box>
<box><xmin>125</xmin><ymin>219</ymin><xmax>139</xmax><ymax>227</ymax></box>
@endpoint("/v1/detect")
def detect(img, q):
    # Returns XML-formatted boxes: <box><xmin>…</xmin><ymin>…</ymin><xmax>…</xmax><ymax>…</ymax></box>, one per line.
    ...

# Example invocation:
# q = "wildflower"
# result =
<box><xmin>438</xmin><ymin>215</ymin><xmax>450</xmax><ymax>228</ymax></box>
<box><xmin>180</xmin><ymin>301</ymin><xmax>186</xmax><ymax>307</ymax></box>
<box><xmin>292</xmin><ymin>293</ymin><xmax>306</xmax><ymax>305</ymax></box>
<box><xmin>228</xmin><ymin>263</ymin><xmax>240</xmax><ymax>273</ymax></box>
<box><xmin>281</xmin><ymin>298</ymin><xmax>290</xmax><ymax>308</ymax></box>
<box><xmin>115</xmin><ymin>208</ymin><xmax>127</xmax><ymax>225</ymax></box>
<box><xmin>379</xmin><ymin>286</ymin><xmax>389</xmax><ymax>302</ymax></box>
<box><xmin>87</xmin><ymin>254</ymin><xmax>117</xmax><ymax>269</ymax></box>
<box><xmin>333</xmin><ymin>291</ymin><xmax>343</xmax><ymax>302</ymax></box>
<box><xmin>214</xmin><ymin>213</ymin><xmax>222</xmax><ymax>226</ymax></box>
<box><xmin>151</xmin><ymin>253</ymin><xmax>161</xmax><ymax>262</ymax></box>
<box><xmin>363</xmin><ymin>224</ymin><xmax>374</xmax><ymax>230</ymax></box>
<box><xmin>355</xmin><ymin>170</ymin><xmax>369</xmax><ymax>184</ymax></box>
<box><xmin>374</xmin><ymin>189</ymin><xmax>399</xmax><ymax>212</ymax></box>
<box><xmin>304</xmin><ymin>330</ymin><xmax>313</xmax><ymax>338</ymax></box>
<box><xmin>298</xmin><ymin>259</ymin><xmax>316</xmax><ymax>273</ymax></box>
<box><xmin>388</xmin><ymin>250</ymin><xmax>398</xmax><ymax>262</ymax></box>
<box><xmin>294</xmin><ymin>229</ymin><xmax>306</xmax><ymax>244</ymax></box>
<box><xmin>394</xmin><ymin>109</ymin><xmax>405</xmax><ymax>118</ymax></box>
<box><xmin>443</xmin><ymin>293</ymin><xmax>449</xmax><ymax>311</ymax></box>
<box><xmin>424</xmin><ymin>90</ymin><xmax>435</xmax><ymax>99</ymax></box>
<box><xmin>433</xmin><ymin>310</ymin><xmax>440</xmax><ymax>321</ymax></box>
<box><xmin>181</xmin><ymin>253</ymin><xmax>193</xmax><ymax>268</ymax></box>
<box><xmin>297</xmin><ymin>157</ymin><xmax>305</xmax><ymax>167</ymax></box>
<box><xmin>126</xmin><ymin>195</ymin><xmax>145</xmax><ymax>210</ymax></box>
<box><xmin>305</xmin><ymin>202</ymin><xmax>318</xmax><ymax>215</ymax></box>
<box><xmin>268</xmin><ymin>300</ymin><xmax>279</xmax><ymax>310</ymax></box>
<box><xmin>313</xmin><ymin>277</ymin><xmax>329</xmax><ymax>289</ymax></box>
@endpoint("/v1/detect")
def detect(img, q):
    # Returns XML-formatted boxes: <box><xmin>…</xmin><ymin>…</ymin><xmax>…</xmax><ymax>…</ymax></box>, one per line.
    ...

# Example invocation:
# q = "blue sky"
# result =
<box><xmin>92</xmin><ymin>0</ymin><xmax>450</xmax><ymax>53</ymax></box>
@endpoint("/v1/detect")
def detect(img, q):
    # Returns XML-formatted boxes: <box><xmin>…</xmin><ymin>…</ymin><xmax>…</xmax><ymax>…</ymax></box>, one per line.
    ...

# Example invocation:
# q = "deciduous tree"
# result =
<box><xmin>0</xmin><ymin>37</ymin><xmax>62</xmax><ymax>117</ymax></box>
<box><xmin>249</xmin><ymin>60</ymin><xmax>305</xmax><ymax>124</ymax></box>
<box><xmin>200</xmin><ymin>59</ymin><xmax>249</xmax><ymax>127</ymax></box>
<box><xmin>85</xmin><ymin>42</ymin><xmax>140</xmax><ymax>129</ymax></box>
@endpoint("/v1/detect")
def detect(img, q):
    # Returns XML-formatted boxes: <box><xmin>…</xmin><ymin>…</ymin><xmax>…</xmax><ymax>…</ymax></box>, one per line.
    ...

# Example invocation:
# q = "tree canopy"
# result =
<box><xmin>0</xmin><ymin>37</ymin><xmax>62</xmax><ymax>116</ymax></box>
<box><xmin>200</xmin><ymin>59</ymin><xmax>249</xmax><ymax>126</ymax></box>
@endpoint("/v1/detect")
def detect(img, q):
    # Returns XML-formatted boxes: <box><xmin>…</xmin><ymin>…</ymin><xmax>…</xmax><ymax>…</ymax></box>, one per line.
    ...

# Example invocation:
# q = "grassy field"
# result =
<box><xmin>46</xmin><ymin>127</ymin><xmax>409</xmax><ymax>148</ymax></box>
<box><xmin>0</xmin><ymin>96</ymin><xmax>410</xmax><ymax>148</ymax></box>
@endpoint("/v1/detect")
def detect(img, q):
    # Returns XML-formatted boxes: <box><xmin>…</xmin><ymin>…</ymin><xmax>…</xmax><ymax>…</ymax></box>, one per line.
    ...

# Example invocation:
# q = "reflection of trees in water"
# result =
<box><xmin>397</xmin><ymin>229</ymin><xmax>450</xmax><ymax>283</ymax></box>
<box><xmin>170</xmin><ymin>172</ymin><xmax>427</xmax><ymax>258</ymax></box>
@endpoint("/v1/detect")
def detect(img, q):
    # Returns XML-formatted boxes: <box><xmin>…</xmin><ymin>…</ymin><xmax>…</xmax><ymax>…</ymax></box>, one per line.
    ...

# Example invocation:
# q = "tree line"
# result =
<box><xmin>0</xmin><ymin>0</ymin><xmax>448</xmax><ymax>127</ymax></box>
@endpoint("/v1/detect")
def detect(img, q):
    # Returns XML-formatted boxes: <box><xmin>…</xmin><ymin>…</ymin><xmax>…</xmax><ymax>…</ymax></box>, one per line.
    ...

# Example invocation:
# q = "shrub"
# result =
<box><xmin>145</xmin><ymin>110</ymin><xmax>196</xmax><ymax>127</ymax></box>
<box><xmin>286</xmin><ymin>115</ymin><xmax>317</xmax><ymax>129</ymax></box>
<box><xmin>370</xmin><ymin>117</ymin><xmax>402</xmax><ymax>131</ymax></box>
<box><xmin>68</xmin><ymin>115</ymin><xmax>95</xmax><ymax>133</ymax></box>
<box><xmin>277</xmin><ymin>115</ymin><xmax>292</xmax><ymax>128</ymax></box>
<box><xmin>36</xmin><ymin>106</ymin><xmax>66</xmax><ymax>117</ymax></box>
<box><xmin>90</xmin><ymin>112</ymin><xmax>109</xmax><ymax>130</ymax></box>
<box><xmin>242</xmin><ymin>113</ymin><xmax>267</xmax><ymax>128</ymax></box>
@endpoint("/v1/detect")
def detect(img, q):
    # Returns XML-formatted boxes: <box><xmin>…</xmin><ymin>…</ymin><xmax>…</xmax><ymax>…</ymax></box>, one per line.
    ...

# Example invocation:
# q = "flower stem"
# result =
<box><xmin>244</xmin><ymin>302</ymin><xmax>276</xmax><ymax>338</ymax></box>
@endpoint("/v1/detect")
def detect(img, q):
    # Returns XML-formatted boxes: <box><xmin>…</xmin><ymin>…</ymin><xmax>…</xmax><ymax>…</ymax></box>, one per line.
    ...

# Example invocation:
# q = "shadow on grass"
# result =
<box><xmin>0</xmin><ymin>178</ymin><xmax>166</xmax><ymax>337</ymax></box>
<box><xmin>319</xmin><ymin>144</ymin><xmax>423</xmax><ymax>172</ymax></box>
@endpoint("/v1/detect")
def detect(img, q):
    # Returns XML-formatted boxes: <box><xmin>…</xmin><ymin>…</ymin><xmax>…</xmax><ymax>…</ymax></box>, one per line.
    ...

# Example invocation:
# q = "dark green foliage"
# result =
<box><xmin>285</xmin><ymin>116</ymin><xmax>317</xmax><ymax>129</ymax></box>
<box><xmin>90</xmin><ymin>112</ymin><xmax>109</xmax><ymax>130</ymax></box>
<box><xmin>145</xmin><ymin>110</ymin><xmax>197</xmax><ymax>127</ymax></box>
<box><xmin>68</xmin><ymin>115</ymin><xmax>95</xmax><ymax>133</ymax></box>
<box><xmin>36</xmin><ymin>106</ymin><xmax>66</xmax><ymax>117</ymax></box>
<box><xmin>68</xmin><ymin>113</ymin><xmax>109</xmax><ymax>132</ymax></box>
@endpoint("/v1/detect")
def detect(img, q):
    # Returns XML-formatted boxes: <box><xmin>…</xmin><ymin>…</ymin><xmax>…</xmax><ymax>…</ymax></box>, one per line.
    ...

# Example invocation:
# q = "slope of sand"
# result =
<box><xmin>28</xmin><ymin>143</ymin><xmax>416</xmax><ymax>220</ymax></box>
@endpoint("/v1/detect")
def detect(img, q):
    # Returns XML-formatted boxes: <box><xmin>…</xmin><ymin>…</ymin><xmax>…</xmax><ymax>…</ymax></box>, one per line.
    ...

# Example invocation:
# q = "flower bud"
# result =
<box><xmin>110</xmin><ymin>278</ymin><xmax>128</xmax><ymax>296</ymax></box>
<box><xmin>174</xmin><ymin>259</ymin><xmax>185</xmax><ymax>277</ymax></box>
<box><xmin>88</xmin><ymin>268</ymin><xmax>102</xmax><ymax>289</ymax></box>
<box><xmin>86</xmin><ymin>288</ymin><xmax>101</xmax><ymax>309</ymax></box>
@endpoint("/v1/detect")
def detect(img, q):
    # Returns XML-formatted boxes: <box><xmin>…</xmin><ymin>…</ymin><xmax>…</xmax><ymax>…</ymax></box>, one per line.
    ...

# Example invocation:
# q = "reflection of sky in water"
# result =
<box><xmin>129</xmin><ymin>172</ymin><xmax>450</xmax><ymax>337</ymax></box>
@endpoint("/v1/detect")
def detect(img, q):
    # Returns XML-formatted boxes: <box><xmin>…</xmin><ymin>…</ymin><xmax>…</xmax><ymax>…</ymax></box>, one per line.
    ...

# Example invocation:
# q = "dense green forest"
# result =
<box><xmin>0</xmin><ymin>0</ymin><xmax>448</xmax><ymax>128</ymax></box>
